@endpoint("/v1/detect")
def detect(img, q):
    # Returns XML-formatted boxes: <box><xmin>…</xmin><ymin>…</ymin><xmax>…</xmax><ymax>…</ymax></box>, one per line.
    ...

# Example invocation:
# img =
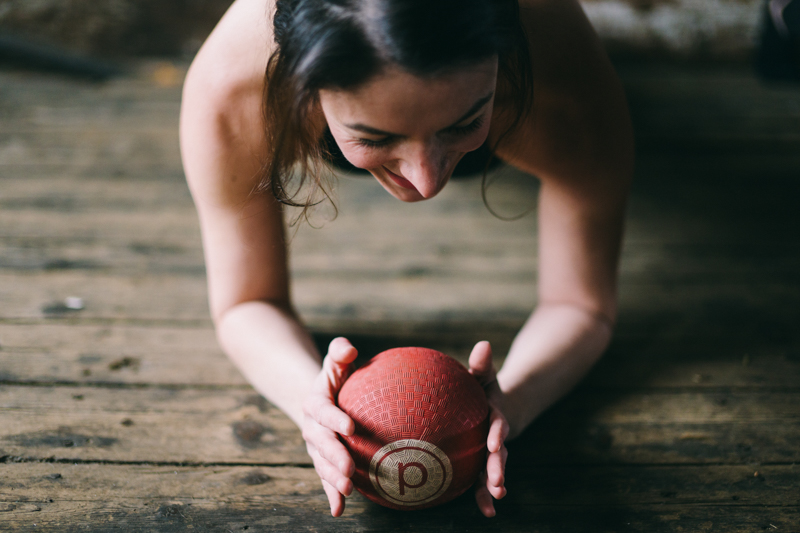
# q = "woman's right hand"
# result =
<box><xmin>302</xmin><ymin>337</ymin><xmax>358</xmax><ymax>517</ymax></box>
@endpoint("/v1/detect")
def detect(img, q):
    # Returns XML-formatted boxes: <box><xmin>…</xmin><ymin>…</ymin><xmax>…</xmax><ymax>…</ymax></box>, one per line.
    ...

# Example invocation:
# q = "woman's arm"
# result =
<box><xmin>493</xmin><ymin>0</ymin><xmax>634</xmax><ymax>437</ymax></box>
<box><xmin>181</xmin><ymin>0</ymin><xmax>321</xmax><ymax>425</ymax></box>
<box><xmin>180</xmin><ymin>0</ymin><xmax>358</xmax><ymax>516</ymax></box>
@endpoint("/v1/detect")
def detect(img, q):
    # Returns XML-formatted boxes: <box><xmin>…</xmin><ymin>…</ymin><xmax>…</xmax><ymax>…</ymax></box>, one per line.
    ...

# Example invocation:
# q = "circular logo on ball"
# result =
<box><xmin>369</xmin><ymin>439</ymin><xmax>453</xmax><ymax>506</ymax></box>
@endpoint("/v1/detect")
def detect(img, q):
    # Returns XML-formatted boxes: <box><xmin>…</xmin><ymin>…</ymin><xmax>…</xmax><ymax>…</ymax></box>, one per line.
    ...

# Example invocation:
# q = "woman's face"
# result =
<box><xmin>319</xmin><ymin>58</ymin><xmax>498</xmax><ymax>202</ymax></box>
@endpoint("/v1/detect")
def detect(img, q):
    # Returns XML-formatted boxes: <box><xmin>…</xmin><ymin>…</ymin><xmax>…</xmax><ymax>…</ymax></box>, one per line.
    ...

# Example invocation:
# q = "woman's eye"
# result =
<box><xmin>356</xmin><ymin>137</ymin><xmax>393</xmax><ymax>149</ymax></box>
<box><xmin>354</xmin><ymin>116</ymin><xmax>484</xmax><ymax>149</ymax></box>
<box><xmin>444</xmin><ymin>116</ymin><xmax>484</xmax><ymax>137</ymax></box>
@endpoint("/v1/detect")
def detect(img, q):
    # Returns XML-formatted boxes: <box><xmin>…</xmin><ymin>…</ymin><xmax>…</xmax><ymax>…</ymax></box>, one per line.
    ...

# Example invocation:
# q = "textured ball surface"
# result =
<box><xmin>337</xmin><ymin>347</ymin><xmax>489</xmax><ymax>510</ymax></box>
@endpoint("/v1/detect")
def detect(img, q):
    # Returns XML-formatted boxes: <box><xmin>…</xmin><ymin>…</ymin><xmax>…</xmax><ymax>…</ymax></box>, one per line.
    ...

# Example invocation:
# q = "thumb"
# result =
<box><xmin>324</xmin><ymin>337</ymin><xmax>358</xmax><ymax>388</ymax></box>
<box><xmin>468</xmin><ymin>341</ymin><xmax>494</xmax><ymax>384</ymax></box>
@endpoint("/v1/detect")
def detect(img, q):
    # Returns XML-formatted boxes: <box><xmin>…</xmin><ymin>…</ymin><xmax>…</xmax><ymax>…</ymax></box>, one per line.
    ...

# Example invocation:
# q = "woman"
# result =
<box><xmin>180</xmin><ymin>0</ymin><xmax>633</xmax><ymax>518</ymax></box>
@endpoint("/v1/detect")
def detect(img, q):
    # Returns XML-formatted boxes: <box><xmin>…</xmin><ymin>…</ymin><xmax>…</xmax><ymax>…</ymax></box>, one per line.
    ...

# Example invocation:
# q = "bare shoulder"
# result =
<box><xmin>492</xmin><ymin>0</ymin><xmax>633</xmax><ymax>185</ymax></box>
<box><xmin>179</xmin><ymin>0</ymin><xmax>290</xmax><ymax>319</ymax></box>
<box><xmin>181</xmin><ymin>0</ymin><xmax>277</xmax><ymax>205</ymax></box>
<box><xmin>190</xmin><ymin>0</ymin><xmax>275</xmax><ymax>89</ymax></box>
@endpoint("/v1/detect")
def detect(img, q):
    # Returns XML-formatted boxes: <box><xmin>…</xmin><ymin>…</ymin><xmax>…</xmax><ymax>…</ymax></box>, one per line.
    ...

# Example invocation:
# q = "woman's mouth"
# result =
<box><xmin>384</xmin><ymin>167</ymin><xmax>418</xmax><ymax>191</ymax></box>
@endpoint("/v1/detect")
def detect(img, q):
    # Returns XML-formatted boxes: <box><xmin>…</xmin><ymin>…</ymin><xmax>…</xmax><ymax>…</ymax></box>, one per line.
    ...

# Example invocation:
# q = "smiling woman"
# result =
<box><xmin>180</xmin><ymin>0</ymin><xmax>633</xmax><ymax>520</ymax></box>
<box><xmin>262</xmin><ymin>0</ymin><xmax>531</xmax><ymax>209</ymax></box>
<box><xmin>319</xmin><ymin>62</ymin><xmax>498</xmax><ymax>200</ymax></box>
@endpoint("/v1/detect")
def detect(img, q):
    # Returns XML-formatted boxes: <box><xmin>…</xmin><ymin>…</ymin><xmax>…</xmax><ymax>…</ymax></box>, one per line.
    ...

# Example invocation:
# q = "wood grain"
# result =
<box><xmin>1</xmin><ymin>62</ymin><xmax>799</xmax><ymax>532</ymax></box>
<box><xmin>1</xmin><ymin>323</ymin><xmax>797</xmax><ymax>388</ymax></box>
<box><xmin>1</xmin><ymin>385</ymin><xmax>797</xmax><ymax>465</ymax></box>
<box><xmin>0</xmin><ymin>463</ymin><xmax>796</xmax><ymax>532</ymax></box>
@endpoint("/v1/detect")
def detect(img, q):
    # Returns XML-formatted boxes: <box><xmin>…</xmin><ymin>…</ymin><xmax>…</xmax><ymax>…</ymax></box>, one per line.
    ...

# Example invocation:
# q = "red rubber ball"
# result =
<box><xmin>337</xmin><ymin>347</ymin><xmax>489</xmax><ymax>510</ymax></box>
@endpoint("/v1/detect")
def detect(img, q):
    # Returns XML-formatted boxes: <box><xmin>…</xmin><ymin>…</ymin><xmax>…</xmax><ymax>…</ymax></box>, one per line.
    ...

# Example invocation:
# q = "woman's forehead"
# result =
<box><xmin>319</xmin><ymin>59</ymin><xmax>498</xmax><ymax>132</ymax></box>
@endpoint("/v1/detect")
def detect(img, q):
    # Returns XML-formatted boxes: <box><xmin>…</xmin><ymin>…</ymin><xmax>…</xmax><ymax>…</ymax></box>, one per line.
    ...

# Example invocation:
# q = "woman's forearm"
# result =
<box><xmin>216</xmin><ymin>300</ymin><xmax>323</xmax><ymax>427</ymax></box>
<box><xmin>496</xmin><ymin>303</ymin><xmax>613</xmax><ymax>438</ymax></box>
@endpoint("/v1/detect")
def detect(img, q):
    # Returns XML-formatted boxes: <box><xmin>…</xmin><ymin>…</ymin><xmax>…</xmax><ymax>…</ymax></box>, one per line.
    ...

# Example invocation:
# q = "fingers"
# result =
<box><xmin>486</xmin><ymin>445</ymin><xmax>508</xmax><ymax>495</ymax></box>
<box><xmin>314</xmin><ymin>337</ymin><xmax>358</xmax><ymax>399</ymax></box>
<box><xmin>310</xmin><ymin>443</ymin><xmax>354</xmax><ymax>496</ymax></box>
<box><xmin>322</xmin><ymin>479</ymin><xmax>346</xmax><ymax>517</ymax></box>
<box><xmin>475</xmin><ymin>444</ymin><xmax>507</xmax><ymax>518</ymax></box>
<box><xmin>468</xmin><ymin>341</ymin><xmax>495</xmax><ymax>385</ymax></box>
<box><xmin>303</xmin><ymin>418</ymin><xmax>355</xmax><ymax>477</ymax></box>
<box><xmin>486</xmin><ymin>407</ymin><xmax>508</xmax><ymax>494</ymax></box>
<box><xmin>474</xmin><ymin>472</ymin><xmax>496</xmax><ymax>517</ymax></box>
<box><xmin>304</xmin><ymin>338</ymin><xmax>361</xmax><ymax>518</ymax></box>
<box><xmin>306</xmin><ymin>337</ymin><xmax>357</xmax><ymax>435</ymax></box>
<box><xmin>476</xmin><ymin>404</ymin><xmax>508</xmax><ymax>517</ymax></box>
<box><xmin>304</xmin><ymin>393</ymin><xmax>355</xmax><ymax>436</ymax></box>
<box><xmin>468</xmin><ymin>340</ymin><xmax>509</xmax><ymax>516</ymax></box>
<box><xmin>307</xmin><ymin>429</ymin><xmax>353</xmax><ymax>517</ymax></box>
<box><xmin>325</xmin><ymin>337</ymin><xmax>358</xmax><ymax>370</ymax></box>
<box><xmin>304</xmin><ymin>420</ymin><xmax>354</xmax><ymax>520</ymax></box>
<box><xmin>487</xmin><ymin>408</ymin><xmax>509</xmax><ymax>454</ymax></box>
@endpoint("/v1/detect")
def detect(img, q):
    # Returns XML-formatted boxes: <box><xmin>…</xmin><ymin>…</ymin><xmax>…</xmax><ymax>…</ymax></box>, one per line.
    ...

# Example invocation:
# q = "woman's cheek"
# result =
<box><xmin>456</xmin><ymin>135</ymin><xmax>486</xmax><ymax>154</ymax></box>
<box><xmin>445</xmin><ymin>123</ymin><xmax>492</xmax><ymax>154</ymax></box>
<box><xmin>340</xmin><ymin>146</ymin><xmax>388</xmax><ymax>170</ymax></box>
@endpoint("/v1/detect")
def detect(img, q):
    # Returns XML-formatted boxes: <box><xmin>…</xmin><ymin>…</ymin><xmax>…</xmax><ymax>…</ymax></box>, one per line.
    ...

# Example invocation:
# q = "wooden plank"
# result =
<box><xmin>0</xmin><ymin>209</ymin><xmax>200</xmax><ymax>245</ymax></box>
<box><xmin>1</xmin><ymin>163</ymin><xmax>796</xmax><ymax>256</ymax></box>
<box><xmin>589</xmin><ymin>342</ymin><xmax>800</xmax><ymax>389</ymax></box>
<box><xmin>0</xmin><ymin>385</ymin><xmax>797</xmax><ymax>465</ymax></box>
<box><xmin>0</xmin><ymin>213</ymin><xmax>540</xmax><ymax>282</ymax></box>
<box><xmin>1</xmin><ymin>156</ymin><xmax>792</xmax><ymax>242</ymax></box>
<box><xmin>0</xmin><ymin>463</ymin><xmax>796</xmax><ymax>532</ymax></box>
<box><xmin>0</xmin><ymin>324</ymin><xmax>505</xmax><ymax>387</ymax></box>
<box><xmin>0</xmin><ymin>210</ymin><xmax>797</xmax><ymax>284</ymax></box>
<box><xmin>1</xmin><ymin>268</ymin><xmax>798</xmax><ymax>333</ymax></box>
<box><xmin>0</xmin><ymin>271</ymin><xmax>211</xmax><ymax>322</ymax></box>
<box><xmin>618</xmin><ymin>64</ymin><xmax>800</xmax><ymax>149</ymax></box>
<box><xmin>0</xmin><ymin>101</ymin><xmax>181</xmax><ymax>128</ymax></box>
<box><xmin>515</xmin><ymin>395</ymin><xmax>800</xmax><ymax>466</ymax></box>
<box><xmin>0</xmin><ymin>323</ymin><xmax>244</xmax><ymax>386</ymax></box>
<box><xmin>0</xmin><ymin>270</ymin><xmax>537</xmax><ymax>324</ymax></box>
<box><xmin>1</xmin><ymin>323</ymin><xmax>797</xmax><ymax>388</ymax></box>
<box><xmin>5</xmin><ymin>230</ymin><xmax>799</xmax><ymax>285</ymax></box>
<box><xmin>0</xmin><ymin>176</ymin><xmax>193</xmax><ymax>211</ymax></box>
<box><xmin>0</xmin><ymin>385</ymin><xmax>307</xmax><ymax>464</ymax></box>
<box><xmin>0</xmin><ymin>164</ymin><xmax>186</xmax><ymax>181</ymax></box>
<box><xmin>0</xmin><ymin>69</ymin><xmax>183</xmax><ymax>115</ymax></box>
<box><xmin>0</xmin><ymin>170</ymin><xmax>537</xmax><ymax>226</ymax></box>
<box><xmin>0</xmin><ymin>462</ymin><xmax>792</xmax><ymax>509</ymax></box>
<box><xmin>0</xmin><ymin>158</ymin><xmax>796</xmax><ymax>330</ymax></box>
<box><xmin>0</xmin><ymin>129</ymin><xmax>179</xmax><ymax>168</ymax></box>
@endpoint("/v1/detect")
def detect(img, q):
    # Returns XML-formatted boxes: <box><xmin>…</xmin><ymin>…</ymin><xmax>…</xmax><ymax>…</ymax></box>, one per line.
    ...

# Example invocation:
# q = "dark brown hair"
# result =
<box><xmin>262</xmin><ymin>0</ymin><xmax>533</xmax><ymax>220</ymax></box>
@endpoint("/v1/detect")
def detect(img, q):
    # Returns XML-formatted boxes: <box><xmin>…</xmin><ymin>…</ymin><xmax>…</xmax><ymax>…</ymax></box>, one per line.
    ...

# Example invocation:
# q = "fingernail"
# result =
<box><xmin>340</xmin><ymin>421</ymin><xmax>350</xmax><ymax>434</ymax></box>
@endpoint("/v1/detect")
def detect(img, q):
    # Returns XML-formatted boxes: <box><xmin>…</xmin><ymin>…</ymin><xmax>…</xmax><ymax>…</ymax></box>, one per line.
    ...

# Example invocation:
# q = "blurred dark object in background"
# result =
<box><xmin>0</xmin><ymin>31</ymin><xmax>121</xmax><ymax>80</ymax></box>
<box><xmin>0</xmin><ymin>0</ymin><xmax>233</xmax><ymax>59</ymax></box>
<box><xmin>0</xmin><ymin>0</ymin><xmax>766</xmax><ymax>63</ymax></box>
<box><xmin>756</xmin><ymin>0</ymin><xmax>800</xmax><ymax>82</ymax></box>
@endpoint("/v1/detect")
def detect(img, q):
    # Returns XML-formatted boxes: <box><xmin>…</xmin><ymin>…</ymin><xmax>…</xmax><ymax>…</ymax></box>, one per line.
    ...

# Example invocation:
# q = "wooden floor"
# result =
<box><xmin>1</xmin><ymin>60</ymin><xmax>799</xmax><ymax>532</ymax></box>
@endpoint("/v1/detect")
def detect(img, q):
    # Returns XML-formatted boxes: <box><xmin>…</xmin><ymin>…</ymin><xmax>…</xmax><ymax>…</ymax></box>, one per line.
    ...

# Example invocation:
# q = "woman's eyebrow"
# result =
<box><xmin>344</xmin><ymin>91</ymin><xmax>494</xmax><ymax>137</ymax></box>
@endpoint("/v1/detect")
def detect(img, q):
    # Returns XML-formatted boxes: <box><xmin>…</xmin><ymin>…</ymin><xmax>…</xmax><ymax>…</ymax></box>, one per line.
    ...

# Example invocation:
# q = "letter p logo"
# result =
<box><xmin>370</xmin><ymin>439</ymin><xmax>453</xmax><ymax>506</ymax></box>
<box><xmin>397</xmin><ymin>462</ymin><xmax>428</xmax><ymax>495</ymax></box>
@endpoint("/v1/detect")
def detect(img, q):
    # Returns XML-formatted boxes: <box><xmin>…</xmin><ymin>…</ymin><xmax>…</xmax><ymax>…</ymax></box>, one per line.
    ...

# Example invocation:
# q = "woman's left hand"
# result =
<box><xmin>468</xmin><ymin>341</ymin><xmax>509</xmax><ymax>517</ymax></box>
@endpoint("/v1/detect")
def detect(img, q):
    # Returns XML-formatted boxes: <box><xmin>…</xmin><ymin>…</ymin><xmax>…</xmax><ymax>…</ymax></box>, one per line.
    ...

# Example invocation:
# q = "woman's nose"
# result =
<box><xmin>398</xmin><ymin>142</ymin><xmax>448</xmax><ymax>198</ymax></box>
